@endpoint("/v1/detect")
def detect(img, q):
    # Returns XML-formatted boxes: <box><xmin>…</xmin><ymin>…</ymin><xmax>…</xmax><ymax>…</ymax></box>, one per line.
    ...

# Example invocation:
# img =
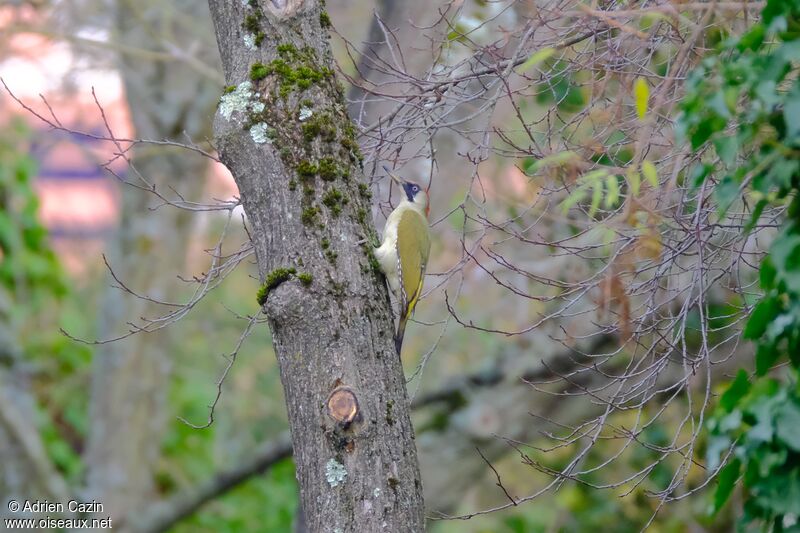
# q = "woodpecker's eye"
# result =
<box><xmin>412</xmin><ymin>185</ymin><xmax>419</xmax><ymax>192</ymax></box>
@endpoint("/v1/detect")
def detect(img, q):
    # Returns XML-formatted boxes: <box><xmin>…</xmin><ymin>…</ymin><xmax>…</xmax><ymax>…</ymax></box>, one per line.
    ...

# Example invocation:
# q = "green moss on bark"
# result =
<box><xmin>256</xmin><ymin>267</ymin><xmax>297</xmax><ymax>305</ymax></box>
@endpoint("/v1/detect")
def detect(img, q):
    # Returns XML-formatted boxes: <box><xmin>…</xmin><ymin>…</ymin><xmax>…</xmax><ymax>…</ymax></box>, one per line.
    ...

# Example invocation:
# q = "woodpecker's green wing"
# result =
<box><xmin>396</xmin><ymin>209</ymin><xmax>430</xmax><ymax>315</ymax></box>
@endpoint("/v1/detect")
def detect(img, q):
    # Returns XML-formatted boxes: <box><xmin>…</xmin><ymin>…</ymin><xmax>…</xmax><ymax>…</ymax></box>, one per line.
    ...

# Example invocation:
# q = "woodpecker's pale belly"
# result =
<box><xmin>375</xmin><ymin>236</ymin><xmax>401</xmax><ymax>296</ymax></box>
<box><xmin>375</xmin><ymin>208</ymin><xmax>402</xmax><ymax>296</ymax></box>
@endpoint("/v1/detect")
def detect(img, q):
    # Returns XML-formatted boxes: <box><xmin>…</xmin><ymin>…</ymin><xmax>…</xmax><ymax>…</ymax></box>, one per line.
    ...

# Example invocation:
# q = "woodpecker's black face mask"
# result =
<box><xmin>402</xmin><ymin>182</ymin><xmax>421</xmax><ymax>202</ymax></box>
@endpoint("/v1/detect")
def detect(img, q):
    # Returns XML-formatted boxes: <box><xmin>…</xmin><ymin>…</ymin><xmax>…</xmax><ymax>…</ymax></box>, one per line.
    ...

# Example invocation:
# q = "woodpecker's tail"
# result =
<box><xmin>395</xmin><ymin>313</ymin><xmax>409</xmax><ymax>355</ymax></box>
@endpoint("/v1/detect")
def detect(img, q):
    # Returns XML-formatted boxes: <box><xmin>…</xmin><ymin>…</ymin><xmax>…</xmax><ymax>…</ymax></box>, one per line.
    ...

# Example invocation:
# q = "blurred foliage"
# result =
<box><xmin>0</xmin><ymin>118</ymin><xmax>65</xmax><ymax>300</ymax></box>
<box><xmin>433</xmin><ymin>401</ymin><xmax>724</xmax><ymax>533</ymax></box>
<box><xmin>679</xmin><ymin>0</ymin><xmax>800</xmax><ymax>530</ymax></box>
<box><xmin>128</xmin><ymin>220</ymin><xmax>298</xmax><ymax>532</ymax></box>
<box><xmin>0</xmin><ymin>119</ymin><xmax>91</xmax><ymax>481</ymax></box>
<box><xmin>129</xmin><ymin>217</ymin><xmax>296</xmax><ymax>531</ymax></box>
<box><xmin>0</xmin><ymin>119</ymin><xmax>298</xmax><ymax>529</ymax></box>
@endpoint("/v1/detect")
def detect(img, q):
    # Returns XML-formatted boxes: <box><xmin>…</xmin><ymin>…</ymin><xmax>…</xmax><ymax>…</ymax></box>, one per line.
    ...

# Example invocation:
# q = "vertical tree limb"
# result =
<box><xmin>206</xmin><ymin>1</ymin><xmax>425</xmax><ymax>531</ymax></box>
<box><xmin>85</xmin><ymin>0</ymin><xmax>222</xmax><ymax>518</ymax></box>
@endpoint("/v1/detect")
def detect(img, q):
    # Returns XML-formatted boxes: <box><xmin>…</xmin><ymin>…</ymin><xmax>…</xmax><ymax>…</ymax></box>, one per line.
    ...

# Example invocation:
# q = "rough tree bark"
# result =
<box><xmin>206</xmin><ymin>1</ymin><xmax>425</xmax><ymax>531</ymax></box>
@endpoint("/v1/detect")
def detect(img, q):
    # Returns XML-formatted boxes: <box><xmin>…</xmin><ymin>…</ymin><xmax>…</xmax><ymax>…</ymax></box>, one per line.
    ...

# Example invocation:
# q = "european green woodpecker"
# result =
<box><xmin>375</xmin><ymin>166</ymin><xmax>431</xmax><ymax>355</ymax></box>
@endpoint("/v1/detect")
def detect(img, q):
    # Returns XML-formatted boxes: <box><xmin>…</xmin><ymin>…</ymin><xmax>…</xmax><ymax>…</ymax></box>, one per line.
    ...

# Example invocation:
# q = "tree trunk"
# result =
<box><xmin>206</xmin><ymin>1</ymin><xmax>425</xmax><ymax>531</ymax></box>
<box><xmin>0</xmin><ymin>291</ymin><xmax>70</xmax><ymax>517</ymax></box>
<box><xmin>86</xmin><ymin>0</ymin><xmax>221</xmax><ymax>519</ymax></box>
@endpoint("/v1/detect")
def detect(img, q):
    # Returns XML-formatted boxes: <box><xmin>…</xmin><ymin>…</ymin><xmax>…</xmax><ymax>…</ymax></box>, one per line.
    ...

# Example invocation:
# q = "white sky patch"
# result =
<box><xmin>0</xmin><ymin>37</ymin><xmax>122</xmax><ymax>99</ymax></box>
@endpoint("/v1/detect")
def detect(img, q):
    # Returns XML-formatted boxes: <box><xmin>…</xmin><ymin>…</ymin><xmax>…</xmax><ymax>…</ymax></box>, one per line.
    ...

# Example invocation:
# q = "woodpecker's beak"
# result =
<box><xmin>382</xmin><ymin>165</ymin><xmax>404</xmax><ymax>185</ymax></box>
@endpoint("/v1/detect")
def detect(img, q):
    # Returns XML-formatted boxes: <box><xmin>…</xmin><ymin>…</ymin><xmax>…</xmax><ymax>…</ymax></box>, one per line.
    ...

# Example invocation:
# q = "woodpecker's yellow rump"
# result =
<box><xmin>375</xmin><ymin>167</ymin><xmax>431</xmax><ymax>355</ymax></box>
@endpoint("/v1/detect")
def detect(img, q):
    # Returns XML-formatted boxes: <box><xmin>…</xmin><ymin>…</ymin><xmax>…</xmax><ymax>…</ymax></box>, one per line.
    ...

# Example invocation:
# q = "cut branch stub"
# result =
<box><xmin>326</xmin><ymin>386</ymin><xmax>360</xmax><ymax>428</ymax></box>
<box><xmin>265</xmin><ymin>0</ymin><xmax>305</xmax><ymax>18</ymax></box>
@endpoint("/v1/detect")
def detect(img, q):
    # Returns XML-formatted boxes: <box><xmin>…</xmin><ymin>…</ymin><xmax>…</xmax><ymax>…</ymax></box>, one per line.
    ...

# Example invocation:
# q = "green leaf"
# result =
<box><xmin>689</xmin><ymin>163</ymin><xmax>714</xmax><ymax>188</ymax></box>
<box><xmin>713</xmin><ymin>458</ymin><xmax>741</xmax><ymax>514</ymax></box>
<box><xmin>714</xmin><ymin>175</ymin><xmax>739</xmax><ymax>217</ymax></box>
<box><xmin>589</xmin><ymin>181</ymin><xmax>602</xmax><ymax>217</ymax></box>
<box><xmin>707</xmin><ymin>92</ymin><xmax>732</xmax><ymax>120</ymax></box>
<box><xmin>713</xmin><ymin>136</ymin><xmax>738</xmax><ymax>166</ymax></box>
<box><xmin>706</xmin><ymin>434</ymin><xmax>732</xmax><ymax>472</ymax></box>
<box><xmin>560</xmin><ymin>188</ymin><xmax>587</xmax><ymax>213</ymax></box>
<box><xmin>626</xmin><ymin>168</ymin><xmax>641</xmax><ymax>197</ymax></box>
<box><xmin>760</xmin><ymin>159</ymin><xmax>799</xmax><ymax>192</ymax></box>
<box><xmin>737</xmin><ymin>21</ymin><xmax>765</xmax><ymax>49</ymax></box>
<box><xmin>755</xmin><ymin>343</ymin><xmax>780</xmax><ymax>376</ymax></box>
<box><xmin>744</xmin><ymin>198</ymin><xmax>768</xmax><ymax>234</ymax></box>
<box><xmin>580</xmin><ymin>169</ymin><xmax>610</xmax><ymax>183</ymax></box>
<box><xmin>775</xmin><ymin>401</ymin><xmax>800</xmax><ymax>452</ymax></box>
<box><xmin>604</xmin><ymin>175</ymin><xmax>619</xmax><ymax>208</ymax></box>
<box><xmin>749</xmin><ymin>394</ymin><xmax>779</xmax><ymax>443</ymax></box>
<box><xmin>634</xmin><ymin>77</ymin><xmax>649</xmax><ymax>119</ymax></box>
<box><xmin>760</xmin><ymin>256</ymin><xmax>777</xmax><ymax>290</ymax></box>
<box><xmin>770</xmin><ymin>230</ymin><xmax>800</xmax><ymax>294</ymax></box>
<box><xmin>744</xmin><ymin>297</ymin><xmax>779</xmax><ymax>339</ymax></box>
<box><xmin>784</xmin><ymin>87</ymin><xmax>800</xmax><ymax>138</ymax></box>
<box><xmin>765</xmin><ymin>312</ymin><xmax>795</xmax><ymax>342</ymax></box>
<box><xmin>518</xmin><ymin>47</ymin><xmax>555</xmax><ymax>73</ymax></box>
<box><xmin>720</xmin><ymin>370</ymin><xmax>750</xmax><ymax>413</ymax></box>
<box><xmin>641</xmin><ymin>160</ymin><xmax>658</xmax><ymax>187</ymax></box>
<box><xmin>526</xmin><ymin>151</ymin><xmax>579</xmax><ymax>173</ymax></box>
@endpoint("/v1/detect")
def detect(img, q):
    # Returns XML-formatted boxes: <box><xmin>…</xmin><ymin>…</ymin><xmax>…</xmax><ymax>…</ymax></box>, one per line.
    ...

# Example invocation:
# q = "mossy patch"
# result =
<box><xmin>322</xmin><ymin>188</ymin><xmax>347</xmax><ymax>216</ymax></box>
<box><xmin>302</xmin><ymin>113</ymin><xmax>336</xmax><ymax>143</ymax></box>
<box><xmin>302</xmin><ymin>121</ymin><xmax>321</xmax><ymax>142</ymax></box>
<box><xmin>244</xmin><ymin>14</ymin><xmax>260</xmax><ymax>33</ymax></box>
<box><xmin>297</xmin><ymin>160</ymin><xmax>318</xmax><ymax>179</ymax></box>
<box><xmin>250</xmin><ymin>62</ymin><xmax>269</xmax><ymax>81</ymax></box>
<box><xmin>301</xmin><ymin>206</ymin><xmax>319</xmax><ymax>225</ymax></box>
<box><xmin>322</xmin><ymin>235</ymin><xmax>337</xmax><ymax>263</ymax></box>
<box><xmin>357</xmin><ymin>183</ymin><xmax>372</xmax><ymax>200</ymax></box>
<box><xmin>256</xmin><ymin>267</ymin><xmax>297</xmax><ymax>306</ymax></box>
<box><xmin>297</xmin><ymin>272</ymin><xmax>313</xmax><ymax>286</ymax></box>
<box><xmin>339</xmin><ymin>133</ymin><xmax>364</xmax><ymax>165</ymax></box>
<box><xmin>320</xmin><ymin>11</ymin><xmax>332</xmax><ymax>28</ymax></box>
<box><xmin>318</xmin><ymin>157</ymin><xmax>343</xmax><ymax>181</ymax></box>
<box><xmin>258</xmin><ymin>44</ymin><xmax>335</xmax><ymax>99</ymax></box>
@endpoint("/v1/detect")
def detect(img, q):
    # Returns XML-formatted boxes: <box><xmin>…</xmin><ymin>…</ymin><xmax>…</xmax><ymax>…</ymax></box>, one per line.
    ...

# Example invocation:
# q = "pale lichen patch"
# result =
<box><xmin>250</xmin><ymin>122</ymin><xmax>272</xmax><ymax>144</ymax></box>
<box><xmin>243</xmin><ymin>33</ymin><xmax>257</xmax><ymax>50</ymax></box>
<box><xmin>325</xmin><ymin>458</ymin><xmax>347</xmax><ymax>487</ymax></box>
<box><xmin>299</xmin><ymin>106</ymin><xmax>314</xmax><ymax>121</ymax></box>
<box><xmin>219</xmin><ymin>81</ymin><xmax>254</xmax><ymax>120</ymax></box>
